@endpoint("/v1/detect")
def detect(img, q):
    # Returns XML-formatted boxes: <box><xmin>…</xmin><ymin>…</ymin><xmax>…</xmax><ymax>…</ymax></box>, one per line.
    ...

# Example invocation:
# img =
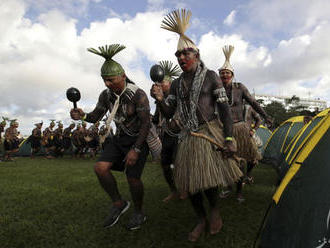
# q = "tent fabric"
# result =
<box><xmin>277</xmin><ymin>109</ymin><xmax>329</xmax><ymax>181</ymax></box>
<box><xmin>255</xmin><ymin>125</ymin><xmax>272</xmax><ymax>155</ymax></box>
<box><xmin>17</xmin><ymin>138</ymin><xmax>46</xmax><ymax>156</ymax></box>
<box><xmin>262</xmin><ymin>116</ymin><xmax>305</xmax><ymax>168</ymax></box>
<box><xmin>258</xmin><ymin>109</ymin><xmax>330</xmax><ymax>248</ymax></box>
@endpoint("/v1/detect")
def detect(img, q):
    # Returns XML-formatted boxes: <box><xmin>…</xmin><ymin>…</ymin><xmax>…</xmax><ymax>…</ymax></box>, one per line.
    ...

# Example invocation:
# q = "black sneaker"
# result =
<box><xmin>103</xmin><ymin>200</ymin><xmax>130</xmax><ymax>228</ymax></box>
<box><xmin>126</xmin><ymin>212</ymin><xmax>147</xmax><ymax>230</ymax></box>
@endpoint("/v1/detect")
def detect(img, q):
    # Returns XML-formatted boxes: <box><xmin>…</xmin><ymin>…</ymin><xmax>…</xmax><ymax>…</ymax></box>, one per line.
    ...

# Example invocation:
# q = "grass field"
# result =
<box><xmin>0</xmin><ymin>157</ymin><xmax>277</xmax><ymax>248</ymax></box>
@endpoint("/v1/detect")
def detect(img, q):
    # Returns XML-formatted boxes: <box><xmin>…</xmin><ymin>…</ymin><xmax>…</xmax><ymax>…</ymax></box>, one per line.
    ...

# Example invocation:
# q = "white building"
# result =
<box><xmin>254</xmin><ymin>94</ymin><xmax>327</xmax><ymax>112</ymax></box>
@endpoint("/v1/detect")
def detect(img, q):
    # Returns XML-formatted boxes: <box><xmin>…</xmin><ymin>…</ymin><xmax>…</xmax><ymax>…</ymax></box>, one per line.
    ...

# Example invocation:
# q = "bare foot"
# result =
<box><xmin>188</xmin><ymin>220</ymin><xmax>206</xmax><ymax>242</ymax></box>
<box><xmin>179</xmin><ymin>191</ymin><xmax>188</xmax><ymax>200</ymax></box>
<box><xmin>162</xmin><ymin>192</ymin><xmax>179</xmax><ymax>203</ymax></box>
<box><xmin>210</xmin><ymin>208</ymin><xmax>223</xmax><ymax>235</ymax></box>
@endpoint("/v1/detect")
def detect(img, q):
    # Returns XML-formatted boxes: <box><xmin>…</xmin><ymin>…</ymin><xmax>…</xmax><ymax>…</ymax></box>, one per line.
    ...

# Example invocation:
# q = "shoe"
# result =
<box><xmin>246</xmin><ymin>176</ymin><xmax>254</xmax><ymax>185</ymax></box>
<box><xmin>103</xmin><ymin>200</ymin><xmax>130</xmax><ymax>228</ymax></box>
<box><xmin>126</xmin><ymin>212</ymin><xmax>147</xmax><ymax>230</ymax></box>
<box><xmin>237</xmin><ymin>195</ymin><xmax>245</xmax><ymax>203</ymax></box>
<box><xmin>219</xmin><ymin>190</ymin><xmax>231</xmax><ymax>199</ymax></box>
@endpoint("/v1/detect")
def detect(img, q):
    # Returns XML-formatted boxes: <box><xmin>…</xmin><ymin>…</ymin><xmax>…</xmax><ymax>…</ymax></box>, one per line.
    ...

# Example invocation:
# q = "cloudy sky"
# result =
<box><xmin>1</xmin><ymin>0</ymin><xmax>330</xmax><ymax>135</ymax></box>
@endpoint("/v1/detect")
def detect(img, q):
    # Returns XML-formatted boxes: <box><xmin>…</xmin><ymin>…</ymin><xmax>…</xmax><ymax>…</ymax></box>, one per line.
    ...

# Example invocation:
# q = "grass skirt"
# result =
<box><xmin>233</xmin><ymin>122</ymin><xmax>262</xmax><ymax>163</ymax></box>
<box><xmin>174</xmin><ymin>120</ymin><xmax>243</xmax><ymax>194</ymax></box>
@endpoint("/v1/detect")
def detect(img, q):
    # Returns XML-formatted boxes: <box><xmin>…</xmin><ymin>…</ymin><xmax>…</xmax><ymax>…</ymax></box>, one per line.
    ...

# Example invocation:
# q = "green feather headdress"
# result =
<box><xmin>159</xmin><ymin>61</ymin><xmax>181</xmax><ymax>82</ymax></box>
<box><xmin>49</xmin><ymin>119</ymin><xmax>56</xmax><ymax>126</ymax></box>
<box><xmin>1</xmin><ymin>117</ymin><xmax>9</xmax><ymax>126</ymax></box>
<box><xmin>87</xmin><ymin>44</ymin><xmax>126</xmax><ymax>77</ymax></box>
<box><xmin>10</xmin><ymin>119</ymin><xmax>18</xmax><ymax>126</ymax></box>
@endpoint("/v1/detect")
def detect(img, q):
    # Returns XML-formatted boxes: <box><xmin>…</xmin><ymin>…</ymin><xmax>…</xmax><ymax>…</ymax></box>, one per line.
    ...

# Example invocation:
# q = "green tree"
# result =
<box><xmin>264</xmin><ymin>101</ymin><xmax>289</xmax><ymax>128</ymax></box>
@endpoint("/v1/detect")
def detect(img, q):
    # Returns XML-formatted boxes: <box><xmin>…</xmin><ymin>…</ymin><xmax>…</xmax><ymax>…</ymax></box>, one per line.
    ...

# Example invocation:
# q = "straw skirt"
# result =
<box><xmin>174</xmin><ymin>120</ymin><xmax>243</xmax><ymax>194</ymax></box>
<box><xmin>233</xmin><ymin>122</ymin><xmax>262</xmax><ymax>163</ymax></box>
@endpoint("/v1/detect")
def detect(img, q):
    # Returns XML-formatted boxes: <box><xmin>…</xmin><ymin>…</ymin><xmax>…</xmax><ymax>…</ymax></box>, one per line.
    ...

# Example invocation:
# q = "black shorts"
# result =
<box><xmin>63</xmin><ymin>137</ymin><xmax>72</xmax><ymax>149</ymax></box>
<box><xmin>53</xmin><ymin>137</ymin><xmax>63</xmax><ymax>148</ymax></box>
<box><xmin>4</xmin><ymin>139</ymin><xmax>19</xmax><ymax>151</ymax></box>
<box><xmin>160</xmin><ymin>133</ymin><xmax>178</xmax><ymax>166</ymax></box>
<box><xmin>98</xmin><ymin>134</ymin><xmax>149</xmax><ymax>179</ymax></box>
<box><xmin>30</xmin><ymin>137</ymin><xmax>41</xmax><ymax>149</ymax></box>
<box><xmin>44</xmin><ymin>138</ymin><xmax>55</xmax><ymax>148</ymax></box>
<box><xmin>88</xmin><ymin>139</ymin><xmax>99</xmax><ymax>149</ymax></box>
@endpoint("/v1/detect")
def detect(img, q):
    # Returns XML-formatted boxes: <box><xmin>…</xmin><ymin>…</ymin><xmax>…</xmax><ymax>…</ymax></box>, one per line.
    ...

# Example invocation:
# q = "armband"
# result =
<box><xmin>131</xmin><ymin>145</ymin><xmax>141</xmax><ymax>153</ymax></box>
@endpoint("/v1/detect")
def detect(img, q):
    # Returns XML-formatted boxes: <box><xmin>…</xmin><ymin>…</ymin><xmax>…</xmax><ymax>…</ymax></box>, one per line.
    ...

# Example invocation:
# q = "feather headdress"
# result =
<box><xmin>159</xmin><ymin>60</ymin><xmax>181</xmax><ymax>81</ymax></box>
<box><xmin>49</xmin><ymin>119</ymin><xmax>56</xmax><ymax>126</ymax></box>
<box><xmin>161</xmin><ymin>9</ymin><xmax>198</xmax><ymax>52</ymax></box>
<box><xmin>219</xmin><ymin>45</ymin><xmax>234</xmax><ymax>73</ymax></box>
<box><xmin>87</xmin><ymin>44</ymin><xmax>126</xmax><ymax>77</ymax></box>
<box><xmin>34</xmin><ymin>121</ymin><xmax>43</xmax><ymax>126</ymax></box>
<box><xmin>10</xmin><ymin>119</ymin><xmax>18</xmax><ymax>126</ymax></box>
<box><xmin>1</xmin><ymin>117</ymin><xmax>9</xmax><ymax>126</ymax></box>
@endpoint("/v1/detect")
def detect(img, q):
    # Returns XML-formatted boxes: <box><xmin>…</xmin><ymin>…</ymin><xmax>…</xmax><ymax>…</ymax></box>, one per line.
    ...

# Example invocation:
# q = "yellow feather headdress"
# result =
<box><xmin>219</xmin><ymin>45</ymin><xmax>235</xmax><ymax>73</ymax></box>
<box><xmin>161</xmin><ymin>9</ymin><xmax>198</xmax><ymax>52</ymax></box>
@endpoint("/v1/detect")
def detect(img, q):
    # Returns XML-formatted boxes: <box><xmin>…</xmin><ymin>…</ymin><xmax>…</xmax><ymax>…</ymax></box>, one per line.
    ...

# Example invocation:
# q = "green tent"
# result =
<box><xmin>262</xmin><ymin>116</ymin><xmax>305</xmax><ymax>168</ymax></box>
<box><xmin>17</xmin><ymin>138</ymin><xmax>46</xmax><ymax>156</ymax></box>
<box><xmin>277</xmin><ymin>109</ymin><xmax>329</xmax><ymax>181</ymax></box>
<box><xmin>255</xmin><ymin>125</ymin><xmax>272</xmax><ymax>155</ymax></box>
<box><xmin>257</xmin><ymin>108</ymin><xmax>330</xmax><ymax>248</ymax></box>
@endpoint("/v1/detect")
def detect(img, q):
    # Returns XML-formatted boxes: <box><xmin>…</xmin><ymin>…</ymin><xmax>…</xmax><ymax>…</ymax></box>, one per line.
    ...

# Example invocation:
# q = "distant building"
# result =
<box><xmin>254</xmin><ymin>94</ymin><xmax>327</xmax><ymax>112</ymax></box>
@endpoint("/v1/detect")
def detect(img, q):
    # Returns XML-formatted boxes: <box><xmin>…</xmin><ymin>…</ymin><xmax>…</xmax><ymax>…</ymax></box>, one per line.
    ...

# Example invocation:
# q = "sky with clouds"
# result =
<box><xmin>1</xmin><ymin>0</ymin><xmax>330</xmax><ymax>135</ymax></box>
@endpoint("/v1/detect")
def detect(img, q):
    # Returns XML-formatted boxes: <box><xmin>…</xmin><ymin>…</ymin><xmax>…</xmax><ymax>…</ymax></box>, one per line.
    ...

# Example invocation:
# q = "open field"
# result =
<box><xmin>0</xmin><ymin>157</ymin><xmax>277</xmax><ymax>248</ymax></box>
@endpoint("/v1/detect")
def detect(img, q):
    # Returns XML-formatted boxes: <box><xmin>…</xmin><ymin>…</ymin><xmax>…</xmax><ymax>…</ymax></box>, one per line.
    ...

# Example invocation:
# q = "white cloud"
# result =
<box><xmin>234</xmin><ymin>0</ymin><xmax>330</xmax><ymax>42</ymax></box>
<box><xmin>223</xmin><ymin>10</ymin><xmax>236</xmax><ymax>26</ymax></box>
<box><xmin>1</xmin><ymin>0</ymin><xmax>329</xmax><ymax>135</ymax></box>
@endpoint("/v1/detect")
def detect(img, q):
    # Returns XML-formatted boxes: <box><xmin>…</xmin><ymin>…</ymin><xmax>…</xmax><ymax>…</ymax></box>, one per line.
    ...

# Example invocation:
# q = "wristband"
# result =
<box><xmin>225</xmin><ymin>137</ymin><xmax>233</xmax><ymax>141</ymax></box>
<box><xmin>132</xmin><ymin>146</ymin><xmax>141</xmax><ymax>153</ymax></box>
<box><xmin>81</xmin><ymin>114</ymin><xmax>87</xmax><ymax>121</ymax></box>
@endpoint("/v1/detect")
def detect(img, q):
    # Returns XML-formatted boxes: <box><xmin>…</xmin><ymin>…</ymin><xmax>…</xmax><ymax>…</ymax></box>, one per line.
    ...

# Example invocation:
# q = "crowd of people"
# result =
<box><xmin>0</xmin><ymin>118</ymin><xmax>113</xmax><ymax>161</ymax></box>
<box><xmin>68</xmin><ymin>9</ymin><xmax>272</xmax><ymax>241</ymax></box>
<box><xmin>1</xmin><ymin>8</ymin><xmax>273</xmax><ymax>243</ymax></box>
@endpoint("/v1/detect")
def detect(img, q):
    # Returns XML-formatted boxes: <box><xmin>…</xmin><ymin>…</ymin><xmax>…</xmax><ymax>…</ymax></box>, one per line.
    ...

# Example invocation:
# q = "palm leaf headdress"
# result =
<box><xmin>10</xmin><ymin>119</ymin><xmax>18</xmax><ymax>126</ymax></box>
<box><xmin>1</xmin><ymin>117</ymin><xmax>9</xmax><ymax>126</ymax></box>
<box><xmin>159</xmin><ymin>60</ymin><xmax>182</xmax><ymax>81</ymax></box>
<box><xmin>87</xmin><ymin>44</ymin><xmax>126</xmax><ymax>77</ymax></box>
<box><xmin>49</xmin><ymin>119</ymin><xmax>56</xmax><ymax>126</ymax></box>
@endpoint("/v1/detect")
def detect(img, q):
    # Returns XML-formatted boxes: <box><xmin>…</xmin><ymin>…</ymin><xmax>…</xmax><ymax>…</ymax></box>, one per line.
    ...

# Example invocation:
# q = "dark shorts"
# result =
<box><xmin>63</xmin><ymin>137</ymin><xmax>72</xmax><ymax>149</ymax></box>
<box><xmin>88</xmin><ymin>139</ymin><xmax>99</xmax><ymax>149</ymax></box>
<box><xmin>160</xmin><ymin>132</ymin><xmax>178</xmax><ymax>166</ymax></box>
<box><xmin>44</xmin><ymin>138</ymin><xmax>55</xmax><ymax>148</ymax></box>
<box><xmin>4</xmin><ymin>139</ymin><xmax>19</xmax><ymax>151</ymax></box>
<box><xmin>53</xmin><ymin>137</ymin><xmax>63</xmax><ymax>148</ymax></box>
<box><xmin>30</xmin><ymin>137</ymin><xmax>41</xmax><ymax>149</ymax></box>
<box><xmin>98</xmin><ymin>134</ymin><xmax>149</xmax><ymax>179</ymax></box>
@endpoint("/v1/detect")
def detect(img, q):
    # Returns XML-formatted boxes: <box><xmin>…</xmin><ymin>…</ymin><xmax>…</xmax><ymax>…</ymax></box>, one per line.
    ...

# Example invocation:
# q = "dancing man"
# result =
<box><xmin>70</xmin><ymin>44</ymin><xmax>150</xmax><ymax>230</ymax></box>
<box><xmin>4</xmin><ymin>119</ymin><xmax>20</xmax><ymax>161</ymax></box>
<box><xmin>152</xmin><ymin>9</ymin><xmax>242</xmax><ymax>241</ymax></box>
<box><xmin>218</xmin><ymin>45</ymin><xmax>272</xmax><ymax>200</ymax></box>
<box><xmin>30</xmin><ymin>122</ymin><xmax>43</xmax><ymax>158</ymax></box>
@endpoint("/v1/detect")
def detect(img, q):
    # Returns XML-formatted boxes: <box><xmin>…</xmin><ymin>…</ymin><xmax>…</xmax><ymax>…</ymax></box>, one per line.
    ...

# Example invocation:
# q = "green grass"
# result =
<box><xmin>0</xmin><ymin>157</ymin><xmax>277</xmax><ymax>248</ymax></box>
